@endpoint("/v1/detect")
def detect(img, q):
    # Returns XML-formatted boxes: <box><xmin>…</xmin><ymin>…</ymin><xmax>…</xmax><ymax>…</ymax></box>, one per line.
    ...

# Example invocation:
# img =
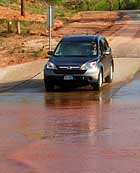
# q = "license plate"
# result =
<box><xmin>64</xmin><ymin>75</ymin><xmax>73</xmax><ymax>80</ymax></box>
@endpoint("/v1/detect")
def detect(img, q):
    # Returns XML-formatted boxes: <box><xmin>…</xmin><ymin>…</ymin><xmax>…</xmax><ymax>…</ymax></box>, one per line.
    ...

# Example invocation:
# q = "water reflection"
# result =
<box><xmin>42</xmin><ymin>89</ymin><xmax>111</xmax><ymax>142</ymax></box>
<box><xmin>44</xmin><ymin>86</ymin><xmax>112</xmax><ymax>106</ymax></box>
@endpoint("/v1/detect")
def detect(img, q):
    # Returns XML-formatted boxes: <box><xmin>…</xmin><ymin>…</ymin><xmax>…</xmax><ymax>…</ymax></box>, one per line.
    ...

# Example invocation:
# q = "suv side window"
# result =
<box><xmin>99</xmin><ymin>40</ymin><xmax>104</xmax><ymax>56</ymax></box>
<box><xmin>101</xmin><ymin>38</ymin><xmax>110</xmax><ymax>52</ymax></box>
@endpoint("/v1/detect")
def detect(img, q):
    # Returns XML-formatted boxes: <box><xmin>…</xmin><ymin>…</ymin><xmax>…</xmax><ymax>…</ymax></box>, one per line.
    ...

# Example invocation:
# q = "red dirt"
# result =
<box><xmin>54</xmin><ymin>11</ymin><xmax>120</xmax><ymax>40</ymax></box>
<box><xmin>0</xmin><ymin>6</ymin><xmax>46</xmax><ymax>22</ymax></box>
<box><xmin>0</xmin><ymin>7</ymin><xmax>122</xmax><ymax>68</ymax></box>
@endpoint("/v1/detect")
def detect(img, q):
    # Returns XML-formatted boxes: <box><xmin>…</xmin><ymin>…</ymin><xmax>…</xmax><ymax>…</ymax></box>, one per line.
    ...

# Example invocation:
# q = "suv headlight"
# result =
<box><xmin>81</xmin><ymin>61</ymin><xmax>97</xmax><ymax>70</ymax></box>
<box><xmin>46</xmin><ymin>62</ymin><xmax>57</xmax><ymax>70</ymax></box>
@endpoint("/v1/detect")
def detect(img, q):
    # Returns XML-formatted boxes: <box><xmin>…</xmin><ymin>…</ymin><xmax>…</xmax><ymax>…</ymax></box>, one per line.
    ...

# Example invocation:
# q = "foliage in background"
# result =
<box><xmin>43</xmin><ymin>0</ymin><xmax>65</xmax><ymax>5</ymax></box>
<box><xmin>0</xmin><ymin>0</ymin><xmax>140</xmax><ymax>35</ymax></box>
<box><xmin>122</xmin><ymin>0</ymin><xmax>140</xmax><ymax>9</ymax></box>
<box><xmin>0</xmin><ymin>0</ymin><xmax>140</xmax><ymax>12</ymax></box>
<box><xmin>64</xmin><ymin>0</ymin><xmax>140</xmax><ymax>11</ymax></box>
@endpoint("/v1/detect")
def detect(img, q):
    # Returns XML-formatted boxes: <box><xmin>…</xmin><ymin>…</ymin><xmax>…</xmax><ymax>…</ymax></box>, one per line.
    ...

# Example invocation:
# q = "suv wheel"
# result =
<box><xmin>94</xmin><ymin>70</ymin><xmax>103</xmax><ymax>91</ymax></box>
<box><xmin>44</xmin><ymin>79</ymin><xmax>54</xmax><ymax>92</ymax></box>
<box><xmin>105</xmin><ymin>64</ymin><xmax>113</xmax><ymax>83</ymax></box>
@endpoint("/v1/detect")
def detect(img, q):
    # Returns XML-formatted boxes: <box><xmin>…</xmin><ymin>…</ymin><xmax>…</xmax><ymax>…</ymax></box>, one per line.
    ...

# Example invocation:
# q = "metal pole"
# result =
<box><xmin>48</xmin><ymin>5</ymin><xmax>53</xmax><ymax>51</ymax></box>
<box><xmin>49</xmin><ymin>26</ymin><xmax>52</xmax><ymax>51</ymax></box>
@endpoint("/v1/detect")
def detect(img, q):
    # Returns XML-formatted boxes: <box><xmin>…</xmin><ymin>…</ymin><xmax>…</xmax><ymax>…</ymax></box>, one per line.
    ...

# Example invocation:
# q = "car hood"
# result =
<box><xmin>50</xmin><ymin>56</ymin><xmax>98</xmax><ymax>66</ymax></box>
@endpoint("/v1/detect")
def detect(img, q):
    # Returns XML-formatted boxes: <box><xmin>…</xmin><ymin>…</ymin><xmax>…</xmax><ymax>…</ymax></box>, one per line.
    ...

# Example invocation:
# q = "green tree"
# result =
<box><xmin>106</xmin><ymin>0</ymin><xmax>113</xmax><ymax>10</ymax></box>
<box><xmin>123</xmin><ymin>0</ymin><xmax>139</xmax><ymax>9</ymax></box>
<box><xmin>46</xmin><ymin>0</ymin><xmax>64</xmax><ymax>5</ymax></box>
<box><xmin>118</xmin><ymin>0</ymin><xmax>122</xmax><ymax>10</ymax></box>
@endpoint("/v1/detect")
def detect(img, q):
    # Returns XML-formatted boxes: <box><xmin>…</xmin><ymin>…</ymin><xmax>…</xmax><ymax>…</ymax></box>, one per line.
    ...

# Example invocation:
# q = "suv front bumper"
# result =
<box><xmin>44</xmin><ymin>69</ymin><xmax>99</xmax><ymax>85</ymax></box>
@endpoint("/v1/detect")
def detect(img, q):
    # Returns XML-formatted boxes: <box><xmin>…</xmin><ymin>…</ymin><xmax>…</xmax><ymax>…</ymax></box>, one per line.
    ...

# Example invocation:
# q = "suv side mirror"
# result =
<box><xmin>48</xmin><ymin>50</ymin><xmax>54</xmax><ymax>56</ymax></box>
<box><xmin>103</xmin><ymin>48</ymin><xmax>111</xmax><ymax>55</ymax></box>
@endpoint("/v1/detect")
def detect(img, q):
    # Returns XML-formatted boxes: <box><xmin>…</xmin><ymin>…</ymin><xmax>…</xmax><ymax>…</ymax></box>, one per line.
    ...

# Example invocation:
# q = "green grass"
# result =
<box><xmin>33</xmin><ymin>49</ymin><xmax>43</xmax><ymax>57</ymax></box>
<box><xmin>20</xmin><ymin>20</ymin><xmax>47</xmax><ymax>34</ymax></box>
<box><xmin>25</xmin><ymin>1</ymin><xmax>47</xmax><ymax>15</ymax></box>
<box><xmin>0</xmin><ymin>0</ymin><xmax>17</xmax><ymax>7</ymax></box>
<box><xmin>0</xmin><ymin>0</ymin><xmax>76</xmax><ymax>35</ymax></box>
<box><xmin>0</xmin><ymin>0</ymin><xmax>47</xmax><ymax>15</ymax></box>
<box><xmin>0</xmin><ymin>18</ymin><xmax>47</xmax><ymax>36</ymax></box>
<box><xmin>55</xmin><ymin>6</ymin><xmax>76</xmax><ymax>20</ymax></box>
<box><xmin>67</xmin><ymin>0</ymin><xmax>140</xmax><ymax>11</ymax></box>
<box><xmin>0</xmin><ymin>0</ymin><xmax>140</xmax><ymax>36</ymax></box>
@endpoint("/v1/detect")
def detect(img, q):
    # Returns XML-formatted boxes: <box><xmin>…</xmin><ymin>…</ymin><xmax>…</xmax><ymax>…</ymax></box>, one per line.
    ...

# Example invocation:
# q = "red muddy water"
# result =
<box><xmin>0</xmin><ymin>96</ymin><xmax>140</xmax><ymax>173</ymax></box>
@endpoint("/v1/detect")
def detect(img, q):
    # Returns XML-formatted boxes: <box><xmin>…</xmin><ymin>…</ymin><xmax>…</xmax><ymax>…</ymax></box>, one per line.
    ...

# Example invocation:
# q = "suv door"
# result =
<box><xmin>99</xmin><ymin>39</ymin><xmax>108</xmax><ymax>76</ymax></box>
<box><xmin>100</xmin><ymin>38</ymin><xmax>111</xmax><ymax>76</ymax></box>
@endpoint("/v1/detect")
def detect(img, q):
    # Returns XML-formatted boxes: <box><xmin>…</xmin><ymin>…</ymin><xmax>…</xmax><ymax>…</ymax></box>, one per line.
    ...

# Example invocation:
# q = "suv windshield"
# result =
<box><xmin>54</xmin><ymin>41</ymin><xmax>98</xmax><ymax>57</ymax></box>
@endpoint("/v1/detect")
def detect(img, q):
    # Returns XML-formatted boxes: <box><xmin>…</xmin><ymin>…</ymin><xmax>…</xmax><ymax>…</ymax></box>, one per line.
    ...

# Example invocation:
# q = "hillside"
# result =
<box><xmin>0</xmin><ymin>1</ymin><xmax>121</xmax><ymax>67</ymax></box>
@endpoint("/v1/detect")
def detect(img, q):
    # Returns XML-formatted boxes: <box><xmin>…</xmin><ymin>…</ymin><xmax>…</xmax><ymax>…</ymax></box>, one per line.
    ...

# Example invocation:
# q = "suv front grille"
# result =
<box><xmin>54</xmin><ymin>65</ymin><xmax>86</xmax><ymax>74</ymax></box>
<box><xmin>54</xmin><ymin>69</ymin><xmax>86</xmax><ymax>74</ymax></box>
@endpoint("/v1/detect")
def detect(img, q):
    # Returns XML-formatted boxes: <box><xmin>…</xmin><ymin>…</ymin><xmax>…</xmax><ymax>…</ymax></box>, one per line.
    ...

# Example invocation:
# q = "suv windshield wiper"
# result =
<box><xmin>54</xmin><ymin>55</ymin><xmax>92</xmax><ymax>57</ymax></box>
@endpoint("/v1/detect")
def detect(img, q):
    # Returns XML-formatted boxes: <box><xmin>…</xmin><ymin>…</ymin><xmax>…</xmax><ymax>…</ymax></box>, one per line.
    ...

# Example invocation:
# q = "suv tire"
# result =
<box><xmin>94</xmin><ymin>70</ymin><xmax>103</xmax><ymax>91</ymax></box>
<box><xmin>105</xmin><ymin>64</ymin><xmax>113</xmax><ymax>83</ymax></box>
<box><xmin>44</xmin><ymin>79</ymin><xmax>54</xmax><ymax>92</ymax></box>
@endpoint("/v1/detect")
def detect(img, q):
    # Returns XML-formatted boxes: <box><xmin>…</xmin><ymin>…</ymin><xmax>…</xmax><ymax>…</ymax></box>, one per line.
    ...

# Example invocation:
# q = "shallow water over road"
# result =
<box><xmin>0</xmin><ymin>73</ymin><xmax>140</xmax><ymax>173</ymax></box>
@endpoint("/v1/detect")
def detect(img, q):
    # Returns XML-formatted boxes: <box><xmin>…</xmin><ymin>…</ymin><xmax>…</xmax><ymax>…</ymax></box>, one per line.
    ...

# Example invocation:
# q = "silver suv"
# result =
<box><xmin>44</xmin><ymin>34</ymin><xmax>114</xmax><ymax>91</ymax></box>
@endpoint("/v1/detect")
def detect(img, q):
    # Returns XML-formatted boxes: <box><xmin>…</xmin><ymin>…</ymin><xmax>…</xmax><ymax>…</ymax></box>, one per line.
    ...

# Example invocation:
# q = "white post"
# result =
<box><xmin>8</xmin><ymin>21</ymin><xmax>12</xmax><ymax>33</ymax></box>
<box><xmin>17</xmin><ymin>21</ymin><xmax>21</xmax><ymax>34</ymax></box>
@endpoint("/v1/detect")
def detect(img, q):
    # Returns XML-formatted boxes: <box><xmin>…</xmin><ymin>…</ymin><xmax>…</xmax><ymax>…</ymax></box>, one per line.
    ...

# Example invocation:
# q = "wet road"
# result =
<box><xmin>1</xmin><ymin>10</ymin><xmax>140</xmax><ymax>173</ymax></box>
